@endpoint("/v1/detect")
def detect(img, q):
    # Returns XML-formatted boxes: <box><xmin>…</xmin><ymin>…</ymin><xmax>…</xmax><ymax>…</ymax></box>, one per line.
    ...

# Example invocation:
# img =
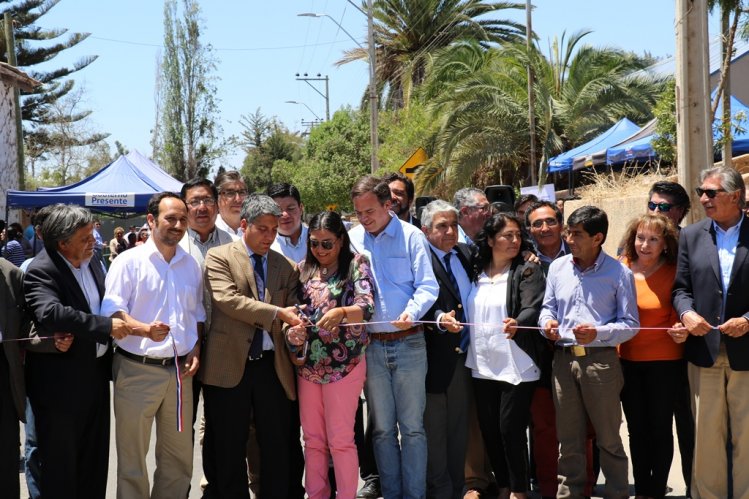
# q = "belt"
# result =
<box><xmin>369</xmin><ymin>326</ymin><xmax>422</xmax><ymax>342</ymax></box>
<box><xmin>554</xmin><ymin>345</ymin><xmax>615</xmax><ymax>357</ymax></box>
<box><xmin>115</xmin><ymin>347</ymin><xmax>185</xmax><ymax>367</ymax></box>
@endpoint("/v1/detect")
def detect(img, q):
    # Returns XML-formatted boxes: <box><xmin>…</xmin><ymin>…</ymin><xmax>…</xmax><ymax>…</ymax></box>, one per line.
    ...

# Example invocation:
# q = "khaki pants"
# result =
<box><xmin>689</xmin><ymin>344</ymin><xmax>749</xmax><ymax>499</ymax></box>
<box><xmin>113</xmin><ymin>353</ymin><xmax>194</xmax><ymax>499</ymax></box>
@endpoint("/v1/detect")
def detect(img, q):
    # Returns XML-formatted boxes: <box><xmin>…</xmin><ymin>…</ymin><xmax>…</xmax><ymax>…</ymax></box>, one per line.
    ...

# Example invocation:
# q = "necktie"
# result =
<box><xmin>249</xmin><ymin>253</ymin><xmax>265</xmax><ymax>360</ymax></box>
<box><xmin>443</xmin><ymin>252</ymin><xmax>470</xmax><ymax>353</ymax></box>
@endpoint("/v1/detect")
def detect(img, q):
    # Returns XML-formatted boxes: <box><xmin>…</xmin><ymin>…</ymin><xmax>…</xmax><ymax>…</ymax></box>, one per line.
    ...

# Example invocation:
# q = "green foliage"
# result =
<box><xmin>337</xmin><ymin>0</ymin><xmax>525</xmax><ymax>109</ymax></box>
<box><xmin>239</xmin><ymin>109</ymin><xmax>302</xmax><ymax>193</ymax></box>
<box><xmin>153</xmin><ymin>0</ymin><xmax>223</xmax><ymax>181</ymax></box>
<box><xmin>274</xmin><ymin>108</ymin><xmax>370</xmax><ymax>213</ymax></box>
<box><xmin>377</xmin><ymin>102</ymin><xmax>438</xmax><ymax>181</ymax></box>
<box><xmin>652</xmin><ymin>79</ymin><xmax>677</xmax><ymax>164</ymax></box>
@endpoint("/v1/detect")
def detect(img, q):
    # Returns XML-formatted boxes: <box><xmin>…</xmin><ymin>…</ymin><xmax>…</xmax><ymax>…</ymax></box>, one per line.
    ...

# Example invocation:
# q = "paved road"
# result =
<box><xmin>19</xmin><ymin>395</ymin><xmax>689</xmax><ymax>498</ymax></box>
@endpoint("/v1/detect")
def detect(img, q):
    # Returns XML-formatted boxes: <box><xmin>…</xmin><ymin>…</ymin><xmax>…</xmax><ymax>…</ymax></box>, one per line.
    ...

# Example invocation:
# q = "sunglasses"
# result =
<box><xmin>309</xmin><ymin>239</ymin><xmax>336</xmax><ymax>250</ymax></box>
<box><xmin>696</xmin><ymin>187</ymin><xmax>726</xmax><ymax>198</ymax></box>
<box><xmin>647</xmin><ymin>201</ymin><xmax>674</xmax><ymax>212</ymax></box>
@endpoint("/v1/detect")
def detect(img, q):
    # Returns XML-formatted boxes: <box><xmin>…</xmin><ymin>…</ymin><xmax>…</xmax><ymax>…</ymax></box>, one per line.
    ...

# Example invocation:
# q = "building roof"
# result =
<box><xmin>0</xmin><ymin>62</ymin><xmax>40</xmax><ymax>92</ymax></box>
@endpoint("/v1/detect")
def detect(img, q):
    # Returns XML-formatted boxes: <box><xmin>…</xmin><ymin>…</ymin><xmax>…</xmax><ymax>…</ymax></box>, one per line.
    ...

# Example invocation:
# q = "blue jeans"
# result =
<box><xmin>365</xmin><ymin>332</ymin><xmax>428</xmax><ymax>499</ymax></box>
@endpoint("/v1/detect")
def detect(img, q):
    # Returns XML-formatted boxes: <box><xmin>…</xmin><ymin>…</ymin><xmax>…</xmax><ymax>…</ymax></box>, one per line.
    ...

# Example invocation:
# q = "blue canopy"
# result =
<box><xmin>6</xmin><ymin>153</ymin><xmax>183</xmax><ymax>213</ymax></box>
<box><xmin>547</xmin><ymin>118</ymin><xmax>641</xmax><ymax>173</ymax></box>
<box><xmin>606</xmin><ymin>93</ymin><xmax>749</xmax><ymax>165</ymax></box>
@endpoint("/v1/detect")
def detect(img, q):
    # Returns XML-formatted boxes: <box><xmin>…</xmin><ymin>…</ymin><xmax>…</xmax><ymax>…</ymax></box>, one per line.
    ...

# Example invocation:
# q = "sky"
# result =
<box><xmin>32</xmin><ymin>0</ymin><xmax>722</xmax><ymax>172</ymax></box>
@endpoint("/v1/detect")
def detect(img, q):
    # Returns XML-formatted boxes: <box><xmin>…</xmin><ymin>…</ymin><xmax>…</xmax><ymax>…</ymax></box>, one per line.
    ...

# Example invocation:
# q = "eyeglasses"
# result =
<box><xmin>309</xmin><ymin>239</ymin><xmax>336</xmax><ymax>250</ymax></box>
<box><xmin>219</xmin><ymin>189</ymin><xmax>248</xmax><ymax>199</ymax></box>
<box><xmin>696</xmin><ymin>187</ymin><xmax>726</xmax><ymax>198</ymax></box>
<box><xmin>186</xmin><ymin>198</ymin><xmax>217</xmax><ymax>208</ymax></box>
<box><xmin>470</xmin><ymin>204</ymin><xmax>490</xmax><ymax>212</ymax></box>
<box><xmin>647</xmin><ymin>201</ymin><xmax>674</xmax><ymax>212</ymax></box>
<box><xmin>530</xmin><ymin>217</ymin><xmax>559</xmax><ymax>229</ymax></box>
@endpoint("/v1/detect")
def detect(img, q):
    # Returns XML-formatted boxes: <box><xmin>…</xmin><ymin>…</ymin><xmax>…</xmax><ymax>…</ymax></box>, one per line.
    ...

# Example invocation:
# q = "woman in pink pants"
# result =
<box><xmin>286</xmin><ymin>211</ymin><xmax>374</xmax><ymax>499</ymax></box>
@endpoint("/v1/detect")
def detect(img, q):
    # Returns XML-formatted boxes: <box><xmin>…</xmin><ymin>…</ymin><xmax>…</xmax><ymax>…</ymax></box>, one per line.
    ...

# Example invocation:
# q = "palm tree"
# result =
<box><xmin>416</xmin><ymin>31</ymin><xmax>667</xmax><ymax>192</ymax></box>
<box><xmin>338</xmin><ymin>0</ymin><xmax>525</xmax><ymax>109</ymax></box>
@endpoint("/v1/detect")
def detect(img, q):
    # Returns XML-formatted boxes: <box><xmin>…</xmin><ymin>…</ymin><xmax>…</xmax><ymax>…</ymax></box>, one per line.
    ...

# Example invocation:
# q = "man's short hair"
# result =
<box><xmin>266</xmin><ymin>183</ymin><xmax>302</xmax><ymax>205</ymax></box>
<box><xmin>701</xmin><ymin>166</ymin><xmax>747</xmax><ymax>209</ymax></box>
<box><xmin>34</xmin><ymin>205</ymin><xmax>56</xmax><ymax>230</ymax></box>
<box><xmin>649</xmin><ymin>181</ymin><xmax>690</xmax><ymax>219</ymax></box>
<box><xmin>453</xmin><ymin>188</ymin><xmax>484</xmax><ymax>211</ymax></box>
<box><xmin>181</xmin><ymin>177</ymin><xmax>218</xmax><ymax>200</ymax></box>
<box><xmin>525</xmin><ymin>200</ymin><xmax>564</xmax><ymax>227</ymax></box>
<box><xmin>147</xmin><ymin>192</ymin><xmax>185</xmax><ymax>219</ymax></box>
<box><xmin>351</xmin><ymin>176</ymin><xmax>391</xmax><ymax>205</ymax></box>
<box><xmin>567</xmin><ymin>206</ymin><xmax>609</xmax><ymax>244</ymax></box>
<box><xmin>382</xmin><ymin>172</ymin><xmax>415</xmax><ymax>202</ymax></box>
<box><xmin>514</xmin><ymin>194</ymin><xmax>538</xmax><ymax>212</ymax></box>
<box><xmin>214</xmin><ymin>170</ymin><xmax>245</xmax><ymax>193</ymax></box>
<box><xmin>41</xmin><ymin>204</ymin><xmax>94</xmax><ymax>253</ymax></box>
<box><xmin>420</xmin><ymin>200</ymin><xmax>458</xmax><ymax>228</ymax></box>
<box><xmin>241</xmin><ymin>194</ymin><xmax>282</xmax><ymax>224</ymax></box>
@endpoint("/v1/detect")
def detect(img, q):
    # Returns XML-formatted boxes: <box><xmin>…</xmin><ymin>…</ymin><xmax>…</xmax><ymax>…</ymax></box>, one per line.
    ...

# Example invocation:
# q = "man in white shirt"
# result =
<box><xmin>101</xmin><ymin>192</ymin><xmax>205</xmax><ymax>499</ymax></box>
<box><xmin>268</xmin><ymin>182</ymin><xmax>308</xmax><ymax>263</ymax></box>
<box><xmin>214</xmin><ymin>170</ymin><xmax>248</xmax><ymax>237</ymax></box>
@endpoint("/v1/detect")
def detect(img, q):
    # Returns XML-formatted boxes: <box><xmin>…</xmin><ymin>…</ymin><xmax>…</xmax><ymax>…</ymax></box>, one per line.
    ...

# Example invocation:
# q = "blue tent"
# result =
<box><xmin>547</xmin><ymin>118</ymin><xmax>641</xmax><ymax>173</ymax></box>
<box><xmin>606</xmin><ymin>94</ymin><xmax>749</xmax><ymax>165</ymax></box>
<box><xmin>6</xmin><ymin>153</ymin><xmax>183</xmax><ymax>213</ymax></box>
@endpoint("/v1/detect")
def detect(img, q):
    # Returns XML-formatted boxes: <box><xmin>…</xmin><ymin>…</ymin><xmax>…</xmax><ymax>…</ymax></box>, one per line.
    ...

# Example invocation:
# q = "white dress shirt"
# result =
<box><xmin>101</xmin><ymin>238</ymin><xmax>206</xmax><ymax>358</ymax></box>
<box><xmin>60</xmin><ymin>255</ymin><xmax>109</xmax><ymax>358</ymax></box>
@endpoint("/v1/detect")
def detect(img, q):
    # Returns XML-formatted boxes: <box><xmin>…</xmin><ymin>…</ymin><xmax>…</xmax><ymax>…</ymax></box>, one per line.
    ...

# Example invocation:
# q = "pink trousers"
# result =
<box><xmin>298</xmin><ymin>360</ymin><xmax>366</xmax><ymax>499</ymax></box>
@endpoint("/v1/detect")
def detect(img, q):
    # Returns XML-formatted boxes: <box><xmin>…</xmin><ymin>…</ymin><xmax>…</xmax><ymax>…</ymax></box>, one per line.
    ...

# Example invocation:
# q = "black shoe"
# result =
<box><xmin>356</xmin><ymin>480</ymin><xmax>381</xmax><ymax>498</ymax></box>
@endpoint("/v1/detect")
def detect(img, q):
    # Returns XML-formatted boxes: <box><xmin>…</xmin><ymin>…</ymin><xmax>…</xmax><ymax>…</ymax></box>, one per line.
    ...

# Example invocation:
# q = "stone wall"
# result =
<box><xmin>0</xmin><ymin>82</ymin><xmax>20</xmax><ymax>223</ymax></box>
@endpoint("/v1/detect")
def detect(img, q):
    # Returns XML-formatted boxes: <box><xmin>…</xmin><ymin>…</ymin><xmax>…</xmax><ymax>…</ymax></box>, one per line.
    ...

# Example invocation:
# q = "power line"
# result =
<box><xmin>88</xmin><ymin>35</ymin><xmax>361</xmax><ymax>52</ymax></box>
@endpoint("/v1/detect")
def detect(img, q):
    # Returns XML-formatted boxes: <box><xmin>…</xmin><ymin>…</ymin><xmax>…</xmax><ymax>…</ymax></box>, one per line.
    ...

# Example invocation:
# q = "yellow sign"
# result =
<box><xmin>326</xmin><ymin>204</ymin><xmax>338</xmax><ymax>211</ymax></box>
<box><xmin>399</xmin><ymin>147</ymin><xmax>428</xmax><ymax>180</ymax></box>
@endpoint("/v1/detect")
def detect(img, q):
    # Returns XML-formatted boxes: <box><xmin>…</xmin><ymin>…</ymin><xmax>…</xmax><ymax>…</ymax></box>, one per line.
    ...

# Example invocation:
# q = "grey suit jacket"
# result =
<box><xmin>200</xmin><ymin>240</ymin><xmax>300</xmax><ymax>399</ymax></box>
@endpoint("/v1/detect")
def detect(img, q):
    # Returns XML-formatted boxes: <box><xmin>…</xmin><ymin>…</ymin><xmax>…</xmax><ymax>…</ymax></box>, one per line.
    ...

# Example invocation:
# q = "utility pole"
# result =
<box><xmin>295</xmin><ymin>73</ymin><xmax>330</xmax><ymax>121</ymax></box>
<box><xmin>721</xmin><ymin>6</ymin><xmax>733</xmax><ymax>168</ymax></box>
<box><xmin>367</xmin><ymin>0</ymin><xmax>379</xmax><ymax>173</ymax></box>
<box><xmin>3</xmin><ymin>12</ymin><xmax>25</xmax><ymax>190</ymax></box>
<box><xmin>525</xmin><ymin>0</ymin><xmax>537</xmax><ymax>186</ymax></box>
<box><xmin>675</xmin><ymin>0</ymin><xmax>712</xmax><ymax>224</ymax></box>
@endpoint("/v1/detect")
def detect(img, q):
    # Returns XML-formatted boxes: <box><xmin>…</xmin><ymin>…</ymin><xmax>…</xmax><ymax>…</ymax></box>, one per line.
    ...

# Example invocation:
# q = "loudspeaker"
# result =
<box><xmin>484</xmin><ymin>185</ymin><xmax>515</xmax><ymax>206</ymax></box>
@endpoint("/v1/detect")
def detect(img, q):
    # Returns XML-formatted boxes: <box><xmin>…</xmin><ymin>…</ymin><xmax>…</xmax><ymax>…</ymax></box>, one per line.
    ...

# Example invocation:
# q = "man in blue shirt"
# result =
<box><xmin>348</xmin><ymin>176</ymin><xmax>439</xmax><ymax>499</ymax></box>
<box><xmin>538</xmin><ymin>206</ymin><xmax>639</xmax><ymax>499</ymax></box>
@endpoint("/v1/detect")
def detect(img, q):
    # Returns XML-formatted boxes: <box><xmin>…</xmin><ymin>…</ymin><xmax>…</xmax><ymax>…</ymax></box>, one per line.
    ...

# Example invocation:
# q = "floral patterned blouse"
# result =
<box><xmin>296</xmin><ymin>253</ymin><xmax>375</xmax><ymax>384</ymax></box>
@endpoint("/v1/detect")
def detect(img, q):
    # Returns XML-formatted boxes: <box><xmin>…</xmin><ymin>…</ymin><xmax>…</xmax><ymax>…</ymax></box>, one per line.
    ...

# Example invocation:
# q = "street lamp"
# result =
<box><xmin>298</xmin><ymin>6</ymin><xmax>379</xmax><ymax>173</ymax></box>
<box><xmin>285</xmin><ymin>100</ymin><xmax>322</xmax><ymax>121</ymax></box>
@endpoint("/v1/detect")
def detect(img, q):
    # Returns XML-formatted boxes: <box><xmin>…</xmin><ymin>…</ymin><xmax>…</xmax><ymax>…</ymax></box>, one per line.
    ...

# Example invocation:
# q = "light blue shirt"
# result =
<box><xmin>457</xmin><ymin>224</ymin><xmax>473</xmax><ymax>246</ymax></box>
<box><xmin>59</xmin><ymin>254</ymin><xmax>108</xmax><ymax>357</ymax></box>
<box><xmin>271</xmin><ymin>224</ymin><xmax>308</xmax><ymax>264</ymax></box>
<box><xmin>243</xmin><ymin>242</ymin><xmax>275</xmax><ymax>351</ymax></box>
<box><xmin>538</xmin><ymin>249</ymin><xmax>639</xmax><ymax>347</ymax></box>
<box><xmin>714</xmin><ymin>215</ymin><xmax>743</xmax><ymax>318</ymax></box>
<box><xmin>429</xmin><ymin>243</ymin><xmax>472</xmax><ymax>321</ymax></box>
<box><xmin>349</xmin><ymin>215</ymin><xmax>439</xmax><ymax>332</ymax></box>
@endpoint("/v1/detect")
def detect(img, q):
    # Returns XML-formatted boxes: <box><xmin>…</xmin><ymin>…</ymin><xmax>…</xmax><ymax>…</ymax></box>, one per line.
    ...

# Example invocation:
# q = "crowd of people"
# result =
<box><xmin>0</xmin><ymin>165</ymin><xmax>748</xmax><ymax>499</ymax></box>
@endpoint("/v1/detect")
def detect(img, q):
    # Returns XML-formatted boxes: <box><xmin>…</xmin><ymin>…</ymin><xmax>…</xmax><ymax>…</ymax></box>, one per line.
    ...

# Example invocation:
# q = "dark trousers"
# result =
<box><xmin>354</xmin><ymin>395</ymin><xmax>379</xmax><ymax>483</ymax></box>
<box><xmin>0</xmin><ymin>351</ymin><xmax>20</xmax><ymax>499</ymax></box>
<box><xmin>673</xmin><ymin>359</ymin><xmax>694</xmax><ymax>494</ymax></box>
<box><xmin>473</xmin><ymin>378</ymin><xmax>535</xmax><ymax>493</ymax></box>
<box><xmin>620</xmin><ymin>359</ymin><xmax>681</xmax><ymax>499</ymax></box>
<box><xmin>203</xmin><ymin>353</ymin><xmax>295</xmax><ymax>499</ymax></box>
<box><xmin>30</xmin><ymin>362</ymin><xmax>110</xmax><ymax>499</ymax></box>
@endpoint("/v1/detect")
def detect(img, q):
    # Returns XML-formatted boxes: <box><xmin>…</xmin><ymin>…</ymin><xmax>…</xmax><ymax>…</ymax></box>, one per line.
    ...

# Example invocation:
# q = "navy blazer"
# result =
<box><xmin>673</xmin><ymin>216</ymin><xmax>749</xmax><ymax>370</ymax></box>
<box><xmin>424</xmin><ymin>243</ymin><xmax>472</xmax><ymax>394</ymax></box>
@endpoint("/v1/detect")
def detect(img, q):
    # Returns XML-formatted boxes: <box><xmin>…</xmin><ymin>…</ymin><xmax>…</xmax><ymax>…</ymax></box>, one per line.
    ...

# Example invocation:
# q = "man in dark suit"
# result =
<box><xmin>420</xmin><ymin>200</ymin><xmax>474</xmax><ymax>499</ymax></box>
<box><xmin>23</xmin><ymin>204</ymin><xmax>131</xmax><ymax>499</ymax></box>
<box><xmin>201</xmin><ymin>194</ymin><xmax>303</xmax><ymax>499</ymax></box>
<box><xmin>0</xmin><ymin>258</ymin><xmax>27</xmax><ymax>498</ymax></box>
<box><xmin>673</xmin><ymin>166</ymin><xmax>749</xmax><ymax>498</ymax></box>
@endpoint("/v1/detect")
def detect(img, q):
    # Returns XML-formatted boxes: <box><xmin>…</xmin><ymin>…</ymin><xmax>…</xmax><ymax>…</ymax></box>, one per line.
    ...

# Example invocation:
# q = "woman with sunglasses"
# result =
<box><xmin>285</xmin><ymin>210</ymin><xmax>374</xmax><ymax>499</ymax></box>
<box><xmin>466</xmin><ymin>212</ymin><xmax>546</xmax><ymax>499</ymax></box>
<box><xmin>618</xmin><ymin>214</ymin><xmax>683</xmax><ymax>499</ymax></box>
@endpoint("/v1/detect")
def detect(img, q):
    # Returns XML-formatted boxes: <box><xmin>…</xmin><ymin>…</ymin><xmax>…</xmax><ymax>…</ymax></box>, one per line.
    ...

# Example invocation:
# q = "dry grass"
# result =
<box><xmin>576</xmin><ymin>166</ymin><xmax>677</xmax><ymax>200</ymax></box>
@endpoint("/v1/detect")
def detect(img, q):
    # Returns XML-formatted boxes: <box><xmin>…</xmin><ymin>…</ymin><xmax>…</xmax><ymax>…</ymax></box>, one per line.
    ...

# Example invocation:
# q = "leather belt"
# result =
<box><xmin>115</xmin><ymin>347</ymin><xmax>185</xmax><ymax>367</ymax></box>
<box><xmin>554</xmin><ymin>345</ymin><xmax>615</xmax><ymax>357</ymax></box>
<box><xmin>369</xmin><ymin>326</ymin><xmax>422</xmax><ymax>342</ymax></box>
